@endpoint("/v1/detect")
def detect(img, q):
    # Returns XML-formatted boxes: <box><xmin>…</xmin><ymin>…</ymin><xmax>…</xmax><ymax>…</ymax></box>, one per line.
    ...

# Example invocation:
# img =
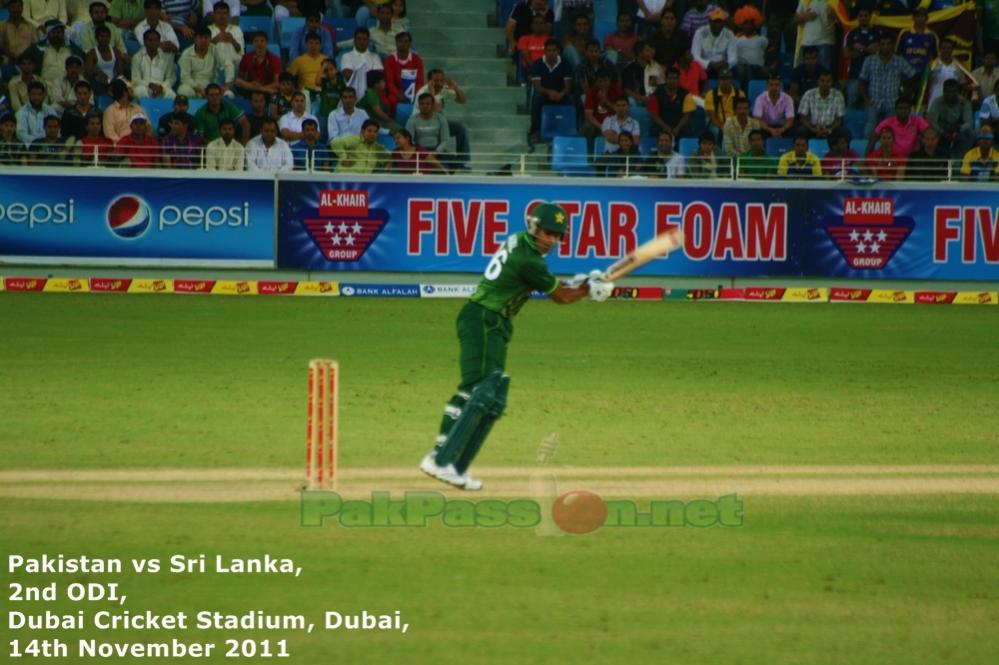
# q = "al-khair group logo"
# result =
<box><xmin>106</xmin><ymin>195</ymin><xmax>151</xmax><ymax>239</ymax></box>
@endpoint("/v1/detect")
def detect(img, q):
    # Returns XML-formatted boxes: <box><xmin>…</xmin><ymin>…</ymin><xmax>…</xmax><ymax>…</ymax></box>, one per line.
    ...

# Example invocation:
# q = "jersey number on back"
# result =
<box><xmin>483</xmin><ymin>234</ymin><xmax>519</xmax><ymax>280</ymax></box>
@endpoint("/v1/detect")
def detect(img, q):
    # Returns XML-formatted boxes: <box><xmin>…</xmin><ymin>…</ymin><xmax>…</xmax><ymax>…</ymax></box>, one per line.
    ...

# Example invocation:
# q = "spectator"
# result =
<box><xmin>271</xmin><ymin>72</ymin><xmax>301</xmax><ymax>118</ymax></box>
<box><xmin>134</xmin><ymin>0</ymin><xmax>179</xmax><ymax>53</ymax></box>
<box><xmin>9</xmin><ymin>52</ymin><xmax>49</xmax><ymax>112</ymax></box>
<box><xmin>245</xmin><ymin>89</ymin><xmax>270</xmax><ymax>139</ymax></box>
<box><xmin>859</xmin><ymin>34</ymin><xmax>914</xmax><ymax>138</ymax></box>
<box><xmin>723</xmin><ymin>96</ymin><xmax>761</xmax><ymax>155</ymax></box>
<box><xmin>597</xmin><ymin>130</ymin><xmax>642</xmax><ymax>176</ymax></box>
<box><xmin>289</xmin><ymin>13</ymin><xmax>334</xmax><ymax>61</ymax></box>
<box><xmin>61</xmin><ymin>79</ymin><xmax>97</xmax><ymax>140</ymax></box>
<box><xmin>406</xmin><ymin>91</ymin><xmax>451</xmax><ymax>163</ymax></box>
<box><xmin>505</xmin><ymin>0</ymin><xmax>553</xmax><ymax>57</ymax></box>
<box><xmin>179</xmin><ymin>27</ymin><xmax>232</xmax><ymax>98</ymax></box>
<box><xmin>820</xmin><ymin>129</ymin><xmax>859</xmax><ymax>178</ymax></box>
<box><xmin>414</xmin><ymin>70</ymin><xmax>468</xmax><ymax>159</ymax></box>
<box><xmin>562</xmin><ymin>13</ymin><xmax>592</xmax><ymax>69</ymax></box>
<box><xmin>637</xmin><ymin>0</ymin><xmax>669</xmax><ymax>35</ymax></box>
<box><xmin>156</xmin><ymin>94</ymin><xmax>188</xmax><ymax>138</ymax></box>
<box><xmin>647</xmin><ymin>67</ymin><xmax>695</xmax><ymax>138</ymax></box>
<box><xmin>161</xmin><ymin>0</ymin><xmax>197</xmax><ymax>46</ymax></box>
<box><xmin>705</xmin><ymin>69</ymin><xmax>745</xmax><ymax>135</ymax></box>
<box><xmin>79</xmin><ymin>2</ymin><xmax>127</xmax><ymax>54</ymax></box>
<box><xmin>0</xmin><ymin>113</ymin><xmax>24</xmax><ymax>164</ymax></box>
<box><xmin>971</xmin><ymin>51</ymin><xmax>999</xmax><ymax>108</ymax></box>
<box><xmin>907</xmin><ymin>127</ymin><xmax>950</xmax><ymax>180</ymax></box>
<box><xmin>870</xmin><ymin>97</ymin><xmax>927</xmax><ymax>157</ymax></box>
<box><xmin>527</xmin><ymin>39</ymin><xmax>573</xmax><ymax>147</ymax></box>
<box><xmin>674</xmin><ymin>49</ymin><xmax>706</xmax><ymax>97</ymax></box>
<box><xmin>79</xmin><ymin>111</ymin><xmax>112</xmax><ymax>163</ymax></box>
<box><xmin>680</xmin><ymin>0</ymin><xmax>717</xmax><ymax>37</ymax></box>
<box><xmin>16</xmin><ymin>81</ymin><xmax>58</xmax><ymax>144</ymax></box>
<box><xmin>115</xmin><ymin>112</ymin><xmax>160</xmax><ymax>167</ymax></box>
<box><xmin>765</xmin><ymin>0</ymin><xmax>798</xmax><ymax>56</ymax></box>
<box><xmin>865</xmin><ymin>126</ymin><xmax>905</xmax><ymax>180</ymax></box>
<box><xmin>793</xmin><ymin>0</ymin><xmax>836</xmax><ymax>72</ymax></box>
<box><xmin>621</xmin><ymin>41</ymin><xmax>664</xmax><ymax>105</ymax></box>
<box><xmin>34</xmin><ymin>21</ymin><xmax>77</xmax><ymax>93</ymax></box>
<box><xmin>161</xmin><ymin>112</ymin><xmax>201</xmax><ymax>168</ymax></box>
<box><xmin>383</xmin><ymin>31</ymin><xmax>424</xmax><ymax>104</ymax></box>
<box><xmin>2</xmin><ymin>1</ymin><xmax>36</xmax><ymax>65</ymax></box>
<box><xmin>279</xmin><ymin>90</ymin><xmax>318</xmax><ymax>146</ymax></box>
<box><xmin>959</xmin><ymin>126</ymin><xmax>999</xmax><ymax>180</ymax></box>
<box><xmin>84</xmin><ymin>24</ymin><xmax>125</xmax><ymax>96</ymax></box>
<box><xmin>359</xmin><ymin>69</ymin><xmax>399</xmax><ymax>132</ymax></box>
<box><xmin>778</xmin><ymin>133</ymin><xmax>822</xmax><ymax>178</ymax></box>
<box><xmin>390</xmin><ymin>0</ymin><xmax>408</xmax><ymax>32</ymax></box>
<box><xmin>341</xmin><ymin>27</ymin><xmax>383</xmax><ymax>98</ymax></box>
<box><xmin>102</xmin><ymin>78</ymin><xmax>146</xmax><ymax>141</ymax></box>
<box><xmin>132</xmin><ymin>29</ymin><xmax>176</xmax><ymax>99</ymax></box>
<box><xmin>575</xmin><ymin>38</ymin><xmax>614</xmax><ymax>98</ymax></box>
<box><xmin>369</xmin><ymin>2</ymin><xmax>399</xmax><ymax>56</ymax></box>
<box><xmin>649</xmin><ymin>9</ymin><xmax>690</xmax><ymax>68</ymax></box>
<box><xmin>331</xmin><ymin>118</ymin><xmax>389</xmax><ymax>173</ymax></box>
<box><xmin>980</xmin><ymin>79</ymin><xmax>999</xmax><ymax>127</ymax></box>
<box><xmin>205</xmin><ymin>117</ymin><xmax>245</xmax><ymax>170</ymax></box>
<box><xmin>602</xmin><ymin>96</ymin><xmax>640</xmax><ymax>154</ymax></box>
<box><xmin>195</xmin><ymin>83</ymin><xmax>248</xmax><ymax>142</ymax></box>
<box><xmin>317</xmin><ymin>59</ymin><xmax>347</xmax><ymax>119</ymax></box>
<box><xmin>29</xmin><ymin>114</ymin><xmax>68</xmax><ymax>164</ymax></box>
<box><xmin>927</xmin><ymin>38</ymin><xmax>967</xmax><ymax>106</ymax></box>
<box><xmin>560</xmin><ymin>0</ymin><xmax>594</xmax><ymax>28</ymax></box>
<box><xmin>580</xmin><ymin>69</ymin><xmax>622</xmax><ymax>151</ymax></box>
<box><xmin>928</xmin><ymin>78</ymin><xmax>973</xmax><ymax>156</ymax></box>
<box><xmin>288</xmin><ymin>32</ymin><xmax>327</xmax><ymax>93</ymax></box>
<box><xmin>788</xmin><ymin>46</ymin><xmax>826</xmax><ymax>106</ymax></box>
<box><xmin>236</xmin><ymin>31</ymin><xmax>282</xmax><ymax>97</ymax></box>
<box><xmin>798</xmin><ymin>70</ymin><xmax>844</xmax><ymax>139</ymax></box>
<box><xmin>895</xmin><ymin>7</ymin><xmax>937</xmax><ymax>86</ymax></box>
<box><xmin>110</xmin><ymin>0</ymin><xmax>146</xmax><ymax>31</ymax></box>
<box><xmin>209</xmin><ymin>2</ymin><xmax>244</xmax><ymax>72</ymax></box>
<box><xmin>842</xmin><ymin>6</ymin><xmax>879</xmax><ymax>108</ymax></box>
<box><xmin>246</xmin><ymin>117</ymin><xmax>293</xmax><ymax>171</ymax></box>
<box><xmin>644</xmin><ymin>128</ymin><xmax>685</xmax><ymax>177</ymax></box>
<box><xmin>604</xmin><ymin>11</ymin><xmax>638</xmax><ymax>67</ymax></box>
<box><xmin>327</xmin><ymin>86</ymin><xmax>369</xmax><ymax>140</ymax></box>
<box><xmin>732</xmin><ymin>5</ymin><xmax>766</xmax><ymax>89</ymax></box>
<box><xmin>738</xmin><ymin>128</ymin><xmax>777</xmax><ymax>178</ymax></box>
<box><xmin>691</xmin><ymin>8</ymin><xmax>736</xmax><ymax>77</ymax></box>
<box><xmin>391</xmin><ymin>127</ymin><xmax>444</xmax><ymax>173</ymax></box>
<box><xmin>199</xmin><ymin>0</ymin><xmax>239</xmax><ymax>22</ymax></box>
<box><xmin>292</xmin><ymin>117</ymin><xmax>331</xmax><ymax>170</ymax></box>
<box><xmin>686</xmin><ymin>131</ymin><xmax>721</xmax><ymax>177</ymax></box>
<box><xmin>517</xmin><ymin>13</ymin><xmax>550</xmax><ymax>74</ymax></box>
<box><xmin>753</xmin><ymin>74</ymin><xmax>795</xmax><ymax>139</ymax></box>
<box><xmin>52</xmin><ymin>55</ymin><xmax>86</xmax><ymax>109</ymax></box>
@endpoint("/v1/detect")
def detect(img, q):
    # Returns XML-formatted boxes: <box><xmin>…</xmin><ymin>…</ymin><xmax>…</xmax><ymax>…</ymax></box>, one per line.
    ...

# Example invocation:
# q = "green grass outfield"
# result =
<box><xmin>1</xmin><ymin>294</ymin><xmax>998</xmax><ymax>664</ymax></box>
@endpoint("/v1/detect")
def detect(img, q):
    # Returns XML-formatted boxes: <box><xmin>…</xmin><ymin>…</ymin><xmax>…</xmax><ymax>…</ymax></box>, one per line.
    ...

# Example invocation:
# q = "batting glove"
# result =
<box><xmin>588</xmin><ymin>280</ymin><xmax>614</xmax><ymax>302</ymax></box>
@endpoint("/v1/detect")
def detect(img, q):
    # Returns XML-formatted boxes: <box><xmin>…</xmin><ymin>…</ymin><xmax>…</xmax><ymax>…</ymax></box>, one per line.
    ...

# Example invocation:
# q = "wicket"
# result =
<box><xmin>306</xmin><ymin>358</ymin><xmax>339</xmax><ymax>490</ymax></box>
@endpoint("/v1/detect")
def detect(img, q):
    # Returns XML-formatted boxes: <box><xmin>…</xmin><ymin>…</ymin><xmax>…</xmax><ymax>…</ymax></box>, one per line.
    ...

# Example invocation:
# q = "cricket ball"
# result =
<box><xmin>551</xmin><ymin>490</ymin><xmax>607</xmax><ymax>534</ymax></box>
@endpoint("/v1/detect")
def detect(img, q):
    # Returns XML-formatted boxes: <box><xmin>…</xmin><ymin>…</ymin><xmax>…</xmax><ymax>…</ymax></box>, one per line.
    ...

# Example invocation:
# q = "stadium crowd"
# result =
<box><xmin>0</xmin><ymin>0</ymin><xmax>997</xmax><ymax>180</ymax></box>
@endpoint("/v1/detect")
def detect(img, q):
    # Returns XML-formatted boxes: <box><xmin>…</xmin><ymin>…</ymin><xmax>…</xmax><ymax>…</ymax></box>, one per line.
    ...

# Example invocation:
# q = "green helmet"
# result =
<box><xmin>526</xmin><ymin>203</ymin><xmax>569</xmax><ymax>236</ymax></box>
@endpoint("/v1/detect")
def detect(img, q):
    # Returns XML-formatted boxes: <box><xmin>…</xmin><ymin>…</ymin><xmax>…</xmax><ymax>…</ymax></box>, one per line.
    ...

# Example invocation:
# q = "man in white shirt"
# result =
<box><xmin>205</xmin><ymin>116</ymin><xmax>245</xmax><ymax>169</ymax></box>
<box><xmin>132</xmin><ymin>28</ymin><xmax>176</xmax><ymax>99</ymax></box>
<box><xmin>326</xmin><ymin>87</ymin><xmax>369</xmax><ymax>140</ymax></box>
<box><xmin>245</xmin><ymin>117</ymin><xmax>293</xmax><ymax>171</ymax></box>
<box><xmin>178</xmin><ymin>27</ymin><xmax>233</xmax><ymax>98</ymax></box>
<box><xmin>691</xmin><ymin>8</ymin><xmax>737</xmax><ymax>76</ymax></box>
<box><xmin>794</xmin><ymin>0</ymin><xmax>836</xmax><ymax>72</ymax></box>
<box><xmin>601</xmin><ymin>98</ymin><xmax>641</xmax><ymax>154</ymax></box>
<box><xmin>208</xmin><ymin>2</ymin><xmax>243</xmax><ymax>70</ymax></box>
<box><xmin>340</xmin><ymin>27</ymin><xmax>383</xmax><ymax>98</ymax></box>
<box><xmin>278</xmin><ymin>91</ymin><xmax>318</xmax><ymax>146</ymax></box>
<box><xmin>134</xmin><ymin>0</ymin><xmax>179</xmax><ymax>54</ymax></box>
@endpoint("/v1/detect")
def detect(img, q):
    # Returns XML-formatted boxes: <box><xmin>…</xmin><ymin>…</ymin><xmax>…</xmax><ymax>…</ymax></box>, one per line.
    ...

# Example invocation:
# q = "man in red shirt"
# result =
<box><xmin>235</xmin><ymin>31</ymin><xmax>282</xmax><ymax>98</ymax></box>
<box><xmin>517</xmin><ymin>14</ymin><xmax>550</xmax><ymax>74</ymax></box>
<box><xmin>383</xmin><ymin>31</ymin><xmax>424</xmax><ymax>104</ymax></box>
<box><xmin>674</xmin><ymin>50</ymin><xmax>707</xmax><ymax>97</ymax></box>
<box><xmin>580</xmin><ymin>69</ymin><xmax>622</xmax><ymax>152</ymax></box>
<box><xmin>116</xmin><ymin>114</ymin><xmax>161</xmax><ymax>168</ymax></box>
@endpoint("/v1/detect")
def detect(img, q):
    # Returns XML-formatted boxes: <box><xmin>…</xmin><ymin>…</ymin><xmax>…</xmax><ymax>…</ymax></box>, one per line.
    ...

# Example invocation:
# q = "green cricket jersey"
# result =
<box><xmin>470</xmin><ymin>231</ymin><xmax>559</xmax><ymax>319</ymax></box>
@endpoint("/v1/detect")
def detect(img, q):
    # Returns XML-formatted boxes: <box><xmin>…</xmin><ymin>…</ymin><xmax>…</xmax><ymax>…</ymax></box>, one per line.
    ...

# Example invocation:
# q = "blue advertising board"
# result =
<box><xmin>0</xmin><ymin>173</ymin><xmax>275</xmax><ymax>267</ymax></box>
<box><xmin>276</xmin><ymin>178</ymin><xmax>999</xmax><ymax>280</ymax></box>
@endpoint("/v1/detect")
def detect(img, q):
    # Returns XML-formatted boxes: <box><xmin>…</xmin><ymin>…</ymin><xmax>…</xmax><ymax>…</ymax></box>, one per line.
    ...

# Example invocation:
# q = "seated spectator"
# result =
<box><xmin>317</xmin><ymin>59</ymin><xmax>347</xmax><ymax>119</ymax></box>
<box><xmin>504</xmin><ymin>0</ymin><xmax>554</xmax><ymax>58</ymax></box>
<box><xmin>34</xmin><ymin>21</ymin><xmax>76</xmax><ymax>94</ymax></box>
<box><xmin>292</xmin><ymin>118</ymin><xmax>332</xmax><ymax>170</ymax></box>
<box><xmin>391</xmin><ymin>127</ymin><xmax>444</xmax><ymax>173</ymax></box>
<box><xmin>644</xmin><ymin>128</ymin><xmax>685</xmax><ymax>177</ymax></box>
<box><xmin>246</xmin><ymin>117</ymin><xmax>293</xmax><ymax>171</ymax></box>
<box><xmin>359</xmin><ymin>70</ymin><xmax>399</xmax><ymax>132</ymax></box>
<box><xmin>622</xmin><ymin>41</ymin><xmax>664</xmax><ymax>105</ymax></box>
<box><xmin>842</xmin><ymin>6</ymin><xmax>880</xmax><ymax>108</ymax></box>
<box><xmin>51</xmin><ymin>55</ymin><xmax>86</xmax><ymax>110</ymax></box>
<box><xmin>691</xmin><ymin>8</ymin><xmax>736</xmax><ymax>78</ymax></box>
<box><xmin>195</xmin><ymin>83</ymin><xmax>248</xmax><ymax>142</ymax></box>
<box><xmin>134</xmin><ymin>0</ymin><xmax>179</xmax><ymax>53</ymax></box>
<box><xmin>908</xmin><ymin>127</ymin><xmax>950</xmax><ymax>181</ymax></box>
<box><xmin>685</xmin><ymin>131</ymin><xmax>721</xmax><ymax>177</ymax></box>
<box><xmin>928</xmin><ymin>79</ymin><xmax>974</xmax><ymax>156</ymax></box>
<box><xmin>29</xmin><ymin>114</ymin><xmax>69</xmax><ymax>164</ymax></box>
<box><xmin>414</xmin><ymin>69</ymin><xmax>468</xmax><ymax>159</ymax></box>
<box><xmin>279</xmin><ymin>91</ymin><xmax>318</xmax><ymax>146</ymax></box>
<box><xmin>638</xmin><ymin>0</ymin><xmax>669</xmax><ymax>35</ymax></box>
<box><xmin>406</xmin><ymin>91</ymin><xmax>456</xmax><ymax>167</ymax></box>
<box><xmin>236</xmin><ymin>31</ymin><xmax>282</xmax><ymax>97</ymax></box>
<box><xmin>0</xmin><ymin>113</ymin><xmax>25</xmax><ymax>164</ymax></box>
<box><xmin>859</xmin><ymin>34</ymin><xmax>914</xmax><ymax>138</ymax></box>
<box><xmin>205</xmin><ymin>117</ymin><xmax>245</xmax><ymax>170</ymax></box>
<box><xmin>61</xmin><ymin>79</ymin><xmax>98</xmax><ymax>141</ymax></box>
<box><xmin>649</xmin><ymin>9</ymin><xmax>690</xmax><ymax>69</ymax></box>
<box><xmin>794</xmin><ymin>0</ymin><xmax>837</xmax><ymax>72</ymax></box>
<box><xmin>821</xmin><ymin>129</ymin><xmax>859</xmax><ymax>178</ymax></box>
<box><xmin>340</xmin><ymin>27</ymin><xmax>383</xmax><ymax>98</ymax></box>
<box><xmin>738</xmin><ymin>128</ymin><xmax>777</xmax><ymax>178</ymax></box>
<box><xmin>16</xmin><ymin>81</ymin><xmax>58</xmax><ymax>145</ymax></box>
<box><xmin>797</xmin><ymin>70</ymin><xmax>844</xmax><ymax>139</ymax></box>
<box><xmin>109</xmin><ymin>0</ymin><xmax>145</xmax><ymax>37</ymax></box>
<box><xmin>157</xmin><ymin>94</ymin><xmax>189</xmax><ymax>138</ymax></box>
<box><xmin>597</xmin><ymin>130</ymin><xmax>643</xmax><ymax>177</ymax></box>
<box><xmin>604</xmin><ymin>11</ymin><xmax>638</xmax><ymax>67</ymax></box>
<box><xmin>289</xmin><ymin>13</ymin><xmax>334</xmax><ymax>61</ymax></box>
<box><xmin>24</xmin><ymin>0</ymin><xmax>65</xmax><ymax>33</ymax></box>
<box><xmin>674</xmin><ymin>50</ymin><xmax>707</xmax><ymax>97</ymax></box>
<box><xmin>327</xmin><ymin>86</ymin><xmax>369</xmax><ymax>140</ymax></box>
<box><xmin>517</xmin><ymin>14</ymin><xmax>550</xmax><ymax>75</ymax></box>
<box><xmin>115</xmin><ymin>113</ymin><xmax>160</xmax><ymax>167</ymax></box>
<box><xmin>580</xmin><ymin>69</ymin><xmax>622</xmax><ymax>151</ymax></box>
<box><xmin>647</xmin><ymin>67</ymin><xmax>695</xmax><ymax>139</ymax></box>
<box><xmin>79</xmin><ymin>112</ymin><xmax>112</xmax><ymax>164</ymax></box>
<box><xmin>84</xmin><ymin>24</ymin><xmax>126</xmax><ymax>96</ymax></box>
<box><xmin>789</xmin><ymin>46</ymin><xmax>827</xmax><ymax>106</ymax></box>
<box><xmin>865</xmin><ymin>126</ymin><xmax>906</xmax><ymax>180</ymax></box>
<box><xmin>722</xmin><ymin>96</ymin><xmax>760</xmax><ymax>155</ymax></box>
<box><xmin>527</xmin><ymin>39</ymin><xmax>573</xmax><ymax>147</ymax></box>
<box><xmin>602</xmin><ymin>97</ymin><xmax>640</xmax><ymax>154</ymax></box>
<box><xmin>79</xmin><ymin>2</ymin><xmax>127</xmax><ymax>54</ymax></box>
<box><xmin>102</xmin><ymin>78</ymin><xmax>146</xmax><ymax>142</ymax></box>
<box><xmin>199</xmin><ymin>0</ymin><xmax>239</xmax><ymax>22</ymax></box>
<box><xmin>331</xmin><ymin>118</ymin><xmax>390</xmax><ymax>173</ymax></box>
<box><xmin>2</xmin><ymin>1</ymin><xmax>36</xmax><ymax>67</ymax></box>
<box><xmin>208</xmin><ymin>2</ymin><xmax>244</xmax><ymax>73</ymax></box>
<box><xmin>9</xmin><ymin>52</ymin><xmax>49</xmax><ymax>112</ymax></box>
<box><xmin>778</xmin><ymin>133</ymin><xmax>822</xmax><ymax>178</ymax></box>
<box><xmin>971</xmin><ymin>51</ymin><xmax>998</xmax><ymax>108</ymax></box>
<box><xmin>732</xmin><ymin>5</ymin><xmax>766</xmax><ymax>89</ymax></box>
<box><xmin>132</xmin><ymin>29</ymin><xmax>176</xmax><ymax>99</ymax></box>
<box><xmin>575</xmin><ymin>38</ymin><xmax>614</xmax><ymax>98</ymax></box>
<box><xmin>272</xmin><ymin>72</ymin><xmax>307</xmax><ymax>118</ymax></box>
<box><xmin>383</xmin><ymin>32</ymin><xmax>424</xmax><ymax>104</ymax></box>
<box><xmin>753</xmin><ymin>74</ymin><xmax>795</xmax><ymax>139</ymax></box>
<box><xmin>927</xmin><ymin>38</ymin><xmax>967</xmax><ymax>107</ymax></box>
<box><xmin>179</xmin><ymin>27</ymin><xmax>233</xmax><ymax>98</ymax></box>
<box><xmin>161</xmin><ymin>0</ymin><xmax>198</xmax><ymax>46</ymax></box>
<box><xmin>704</xmin><ymin>69</ymin><xmax>745</xmax><ymax>135</ymax></box>
<box><xmin>959</xmin><ymin>126</ymin><xmax>999</xmax><ymax>181</ymax></box>
<box><xmin>162</xmin><ymin>113</ymin><xmax>201</xmax><ymax>168</ymax></box>
<box><xmin>680</xmin><ymin>0</ymin><xmax>717</xmax><ymax>37</ymax></box>
<box><xmin>245</xmin><ymin>90</ymin><xmax>270</xmax><ymax>139</ymax></box>
<box><xmin>390</xmin><ymin>0</ymin><xmax>408</xmax><ymax>32</ymax></box>
<box><xmin>289</xmin><ymin>32</ymin><xmax>326</xmax><ymax>94</ymax></box>
<box><xmin>870</xmin><ymin>97</ymin><xmax>927</xmax><ymax>157</ymax></box>
<box><xmin>981</xmin><ymin>79</ymin><xmax>999</xmax><ymax>126</ymax></box>
<box><xmin>370</xmin><ymin>3</ymin><xmax>400</xmax><ymax>57</ymax></box>
<box><xmin>562</xmin><ymin>13</ymin><xmax>592</xmax><ymax>69</ymax></box>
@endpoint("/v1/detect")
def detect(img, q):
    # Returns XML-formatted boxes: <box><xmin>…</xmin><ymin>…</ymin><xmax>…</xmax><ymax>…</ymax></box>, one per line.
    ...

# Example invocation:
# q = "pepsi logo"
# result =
<box><xmin>107</xmin><ymin>195</ymin><xmax>151</xmax><ymax>239</ymax></box>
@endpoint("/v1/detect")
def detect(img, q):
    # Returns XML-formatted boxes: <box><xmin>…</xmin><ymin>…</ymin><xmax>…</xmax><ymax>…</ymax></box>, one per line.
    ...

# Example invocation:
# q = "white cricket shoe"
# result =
<box><xmin>419</xmin><ymin>452</ymin><xmax>444</xmax><ymax>478</ymax></box>
<box><xmin>459</xmin><ymin>472</ymin><xmax>483</xmax><ymax>491</ymax></box>
<box><xmin>419</xmin><ymin>452</ymin><xmax>467</xmax><ymax>489</ymax></box>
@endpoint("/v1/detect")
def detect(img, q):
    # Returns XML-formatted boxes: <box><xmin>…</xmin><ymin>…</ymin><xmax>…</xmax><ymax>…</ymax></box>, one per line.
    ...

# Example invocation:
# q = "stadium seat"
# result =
<box><xmin>808</xmin><ymin>138</ymin><xmax>828</xmax><ymax>156</ymax></box>
<box><xmin>540</xmin><ymin>105</ymin><xmax>577</xmax><ymax>140</ymax></box>
<box><xmin>0</xmin><ymin>8</ymin><xmax>9</xmax><ymax>20</ymax></box>
<box><xmin>395</xmin><ymin>102</ymin><xmax>413</xmax><ymax>125</ymax></box>
<box><xmin>678</xmin><ymin>137</ymin><xmax>699</xmax><ymax>156</ymax></box>
<box><xmin>687</xmin><ymin>107</ymin><xmax>707</xmax><ymax>137</ymax></box>
<box><xmin>376</xmin><ymin>132</ymin><xmax>396</xmax><ymax>151</ymax></box>
<box><xmin>280</xmin><ymin>17</ymin><xmax>306</xmax><ymax>49</ymax></box>
<box><xmin>230</xmin><ymin>96</ymin><xmax>252</xmax><ymax>114</ymax></box>
<box><xmin>267</xmin><ymin>43</ymin><xmax>281</xmax><ymax>59</ymax></box>
<box><xmin>706</xmin><ymin>78</ymin><xmax>719</xmax><ymax>90</ymax></box>
<box><xmin>593</xmin><ymin>21</ymin><xmax>616</xmax><ymax>50</ymax></box>
<box><xmin>240</xmin><ymin>16</ymin><xmax>273</xmax><ymax>41</ymax></box>
<box><xmin>843</xmin><ymin>108</ymin><xmax>866</xmax><ymax>141</ymax></box>
<box><xmin>594</xmin><ymin>0</ymin><xmax>618</xmax><ymax>23</ymax></box>
<box><xmin>188</xmin><ymin>99</ymin><xmax>206</xmax><ymax>115</ymax></box>
<box><xmin>139</xmin><ymin>98</ymin><xmax>174</xmax><ymax>128</ymax></box>
<box><xmin>326</xmin><ymin>17</ymin><xmax>357</xmax><ymax>45</ymax></box>
<box><xmin>497</xmin><ymin>0</ymin><xmax>519</xmax><ymax>24</ymax></box>
<box><xmin>95</xmin><ymin>95</ymin><xmax>112</xmax><ymax>110</ymax></box>
<box><xmin>593</xmin><ymin>136</ymin><xmax>606</xmax><ymax>156</ymax></box>
<box><xmin>629</xmin><ymin>106</ymin><xmax>651</xmax><ymax>138</ymax></box>
<box><xmin>850</xmin><ymin>139</ymin><xmax>869</xmax><ymax>155</ymax></box>
<box><xmin>766</xmin><ymin>137</ymin><xmax>792</xmax><ymax>156</ymax></box>
<box><xmin>551</xmin><ymin>136</ymin><xmax>595</xmax><ymax>176</ymax></box>
<box><xmin>747</xmin><ymin>79</ymin><xmax>767</xmax><ymax>103</ymax></box>
<box><xmin>639</xmin><ymin>136</ymin><xmax>657</xmax><ymax>155</ymax></box>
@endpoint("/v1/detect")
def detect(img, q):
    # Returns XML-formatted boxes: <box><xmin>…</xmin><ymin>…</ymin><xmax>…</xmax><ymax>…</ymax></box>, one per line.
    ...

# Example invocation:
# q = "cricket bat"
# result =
<box><xmin>602</xmin><ymin>228</ymin><xmax>684</xmax><ymax>282</ymax></box>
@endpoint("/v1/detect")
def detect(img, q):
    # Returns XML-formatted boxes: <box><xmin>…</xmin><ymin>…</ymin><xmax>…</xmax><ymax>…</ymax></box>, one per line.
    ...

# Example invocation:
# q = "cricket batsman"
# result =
<box><xmin>419</xmin><ymin>202</ymin><xmax>615</xmax><ymax>490</ymax></box>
